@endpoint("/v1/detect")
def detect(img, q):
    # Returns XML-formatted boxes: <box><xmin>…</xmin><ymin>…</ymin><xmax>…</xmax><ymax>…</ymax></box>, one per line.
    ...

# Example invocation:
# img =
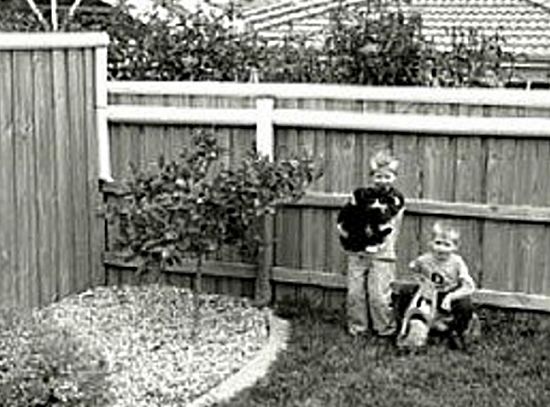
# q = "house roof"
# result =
<box><xmin>412</xmin><ymin>0</ymin><xmax>550</xmax><ymax>58</ymax></box>
<box><xmin>242</xmin><ymin>0</ymin><xmax>550</xmax><ymax>58</ymax></box>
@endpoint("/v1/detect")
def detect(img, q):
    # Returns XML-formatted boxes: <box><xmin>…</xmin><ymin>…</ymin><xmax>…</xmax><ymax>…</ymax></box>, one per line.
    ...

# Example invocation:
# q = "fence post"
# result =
<box><xmin>95</xmin><ymin>43</ymin><xmax>113</xmax><ymax>182</ymax></box>
<box><xmin>256</xmin><ymin>97</ymin><xmax>274</xmax><ymax>160</ymax></box>
<box><xmin>255</xmin><ymin>97</ymin><xmax>275</xmax><ymax>305</ymax></box>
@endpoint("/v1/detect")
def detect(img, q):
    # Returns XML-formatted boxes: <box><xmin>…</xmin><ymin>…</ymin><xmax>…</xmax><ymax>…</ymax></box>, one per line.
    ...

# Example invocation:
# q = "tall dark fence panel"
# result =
<box><xmin>0</xmin><ymin>33</ymin><xmax>107</xmax><ymax>309</ymax></box>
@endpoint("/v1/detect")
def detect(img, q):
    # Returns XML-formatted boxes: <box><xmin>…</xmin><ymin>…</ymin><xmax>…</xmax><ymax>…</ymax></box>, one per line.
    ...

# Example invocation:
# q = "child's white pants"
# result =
<box><xmin>367</xmin><ymin>258</ymin><xmax>397</xmax><ymax>336</ymax></box>
<box><xmin>347</xmin><ymin>253</ymin><xmax>397</xmax><ymax>336</ymax></box>
<box><xmin>346</xmin><ymin>253</ymin><xmax>370</xmax><ymax>333</ymax></box>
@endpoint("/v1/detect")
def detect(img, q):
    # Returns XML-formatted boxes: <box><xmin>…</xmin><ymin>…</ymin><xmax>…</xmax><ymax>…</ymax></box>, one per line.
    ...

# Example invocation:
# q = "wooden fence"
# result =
<box><xmin>0</xmin><ymin>33</ymin><xmax>108</xmax><ymax>309</ymax></box>
<box><xmin>103</xmin><ymin>81</ymin><xmax>550</xmax><ymax>312</ymax></box>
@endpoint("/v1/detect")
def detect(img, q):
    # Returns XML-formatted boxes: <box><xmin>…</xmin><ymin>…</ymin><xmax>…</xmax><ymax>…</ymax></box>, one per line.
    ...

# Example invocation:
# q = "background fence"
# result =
<box><xmin>103</xmin><ymin>81</ymin><xmax>550</xmax><ymax>312</ymax></box>
<box><xmin>3</xmin><ymin>34</ymin><xmax>549</xmax><ymax>314</ymax></box>
<box><xmin>0</xmin><ymin>33</ymin><xmax>107</xmax><ymax>309</ymax></box>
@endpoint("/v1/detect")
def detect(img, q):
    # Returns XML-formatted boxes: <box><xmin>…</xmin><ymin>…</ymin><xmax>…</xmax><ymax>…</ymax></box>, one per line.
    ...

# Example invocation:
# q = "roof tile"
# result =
<box><xmin>244</xmin><ymin>0</ymin><xmax>550</xmax><ymax>57</ymax></box>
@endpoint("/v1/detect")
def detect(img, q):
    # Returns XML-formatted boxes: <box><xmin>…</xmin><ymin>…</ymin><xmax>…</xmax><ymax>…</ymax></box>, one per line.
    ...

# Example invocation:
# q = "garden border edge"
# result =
<box><xmin>187</xmin><ymin>310</ymin><xmax>290</xmax><ymax>407</ymax></box>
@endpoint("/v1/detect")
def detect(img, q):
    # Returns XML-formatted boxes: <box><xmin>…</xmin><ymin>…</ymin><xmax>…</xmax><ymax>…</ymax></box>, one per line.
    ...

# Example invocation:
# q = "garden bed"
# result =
<box><xmin>0</xmin><ymin>284</ymin><xmax>271</xmax><ymax>407</ymax></box>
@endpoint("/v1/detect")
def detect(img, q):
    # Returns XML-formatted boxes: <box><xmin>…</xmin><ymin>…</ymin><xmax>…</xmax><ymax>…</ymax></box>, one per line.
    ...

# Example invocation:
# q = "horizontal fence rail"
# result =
<box><xmin>107</xmin><ymin>105</ymin><xmax>258</xmax><ymax>126</ymax></box>
<box><xmin>106</xmin><ymin>104</ymin><xmax>550</xmax><ymax>138</ymax></box>
<box><xmin>102</xmin><ymin>183</ymin><xmax>550</xmax><ymax>224</ymax></box>
<box><xmin>102</xmin><ymin>255</ymin><xmax>550</xmax><ymax>313</ymax></box>
<box><xmin>107</xmin><ymin>81</ymin><xmax>550</xmax><ymax>108</ymax></box>
<box><xmin>103</xmin><ymin>81</ymin><xmax>550</xmax><ymax>313</ymax></box>
<box><xmin>0</xmin><ymin>32</ymin><xmax>109</xmax><ymax>49</ymax></box>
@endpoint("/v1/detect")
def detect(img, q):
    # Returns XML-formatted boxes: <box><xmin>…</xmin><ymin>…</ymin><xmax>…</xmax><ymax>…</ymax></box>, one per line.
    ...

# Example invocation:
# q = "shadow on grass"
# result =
<box><xmin>214</xmin><ymin>302</ymin><xmax>550</xmax><ymax>407</ymax></box>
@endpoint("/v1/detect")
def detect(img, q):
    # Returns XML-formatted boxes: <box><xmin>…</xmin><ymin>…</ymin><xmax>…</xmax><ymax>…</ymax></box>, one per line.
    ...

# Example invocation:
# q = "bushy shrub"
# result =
<box><xmin>0</xmin><ymin>1</ymin><xmax>513</xmax><ymax>86</ymax></box>
<box><xmin>0</xmin><ymin>2</ymin><xmax>44</xmax><ymax>31</ymax></box>
<box><xmin>313</xmin><ymin>2</ymin><xmax>513</xmax><ymax>86</ymax></box>
<box><xmin>317</xmin><ymin>4</ymin><xmax>426</xmax><ymax>85</ymax></box>
<box><xmin>0</xmin><ymin>309</ymin><xmax>112</xmax><ymax>407</ymax></box>
<box><xmin>68</xmin><ymin>4</ymin><xmax>266</xmax><ymax>81</ymax></box>
<box><xmin>420</xmin><ymin>27</ymin><xmax>514</xmax><ymax>87</ymax></box>
<box><xmin>108</xmin><ymin>129</ymin><xmax>321</xmax><ymax>272</ymax></box>
<box><xmin>107</xmin><ymin>129</ymin><xmax>321</xmax><ymax>333</ymax></box>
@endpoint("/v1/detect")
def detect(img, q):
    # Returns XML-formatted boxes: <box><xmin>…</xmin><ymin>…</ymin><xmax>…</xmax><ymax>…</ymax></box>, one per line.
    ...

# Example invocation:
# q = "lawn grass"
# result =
<box><xmin>215</xmin><ymin>303</ymin><xmax>550</xmax><ymax>407</ymax></box>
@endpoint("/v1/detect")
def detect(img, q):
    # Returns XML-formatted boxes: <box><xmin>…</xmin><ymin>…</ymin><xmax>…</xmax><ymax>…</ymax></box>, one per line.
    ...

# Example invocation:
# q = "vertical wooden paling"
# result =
<box><xmin>25</xmin><ymin>48</ymin><xmax>41</xmax><ymax>306</ymax></box>
<box><xmin>136</xmin><ymin>97</ymin><xmax>148</xmax><ymax>176</ymax></box>
<box><xmin>532</xmin><ymin>106</ymin><xmax>550</xmax><ymax>296</ymax></box>
<box><xmin>86</xmin><ymin>47</ymin><xmax>105</xmax><ymax>288</ymax></box>
<box><xmin>33</xmin><ymin>49</ymin><xmax>56</xmax><ymax>306</ymax></box>
<box><xmin>52</xmin><ymin>48</ymin><xmax>74</xmax><ymax>298</ymax></box>
<box><xmin>0</xmin><ymin>52</ymin><xmax>6</xmax><ymax>306</ymax></box>
<box><xmin>511</xmin><ymin>138</ymin><xmax>528</xmax><ymax>293</ymax></box>
<box><xmin>274</xmin><ymin>98</ymin><xmax>300</xmax><ymax>305</ymax></box>
<box><xmin>421</xmin><ymin>135</ymin><xmax>455</xmax><ymax>201</ymax></box>
<box><xmin>526</xmin><ymin>103</ymin><xmax>550</xmax><ymax>293</ymax></box>
<box><xmin>482</xmin><ymin>137</ymin><xmax>507</xmax><ymax>292</ymax></box>
<box><xmin>529</xmin><ymin>137</ymin><xmax>549</xmax><ymax>296</ymax></box>
<box><xmin>315</xmin><ymin>108</ymin><xmax>333</xmax><ymax>308</ymax></box>
<box><xmin>501</xmin><ymin>106</ymin><xmax>524</xmax><ymax>293</ymax></box>
<box><xmin>501</xmin><ymin>123</ymin><xmax>520</xmax><ymax>294</ymax></box>
<box><xmin>325</xmin><ymin>99</ymin><xmax>355</xmax><ymax>310</ymax></box>
<box><xmin>482</xmin><ymin>104</ymin><xmax>516</xmax><ymax>292</ymax></box>
<box><xmin>512</xmin><ymin>137</ymin><xmax>543</xmax><ymax>294</ymax></box>
<box><xmin>122</xmin><ymin>122</ymin><xmax>138</xmax><ymax>179</ymax></box>
<box><xmin>162</xmin><ymin>96</ymin><xmax>177</xmax><ymax>162</ymax></box>
<box><xmin>68</xmin><ymin>48</ymin><xmax>90</xmax><ymax>293</ymax></box>
<box><xmin>107</xmin><ymin>122</ymin><xmax>121</xmax><ymax>178</ymax></box>
<box><xmin>297</xmin><ymin>98</ymin><xmax>324</xmax><ymax>309</ymax></box>
<box><xmin>95</xmin><ymin>43</ymin><xmax>111</xmax><ymax>184</ymax></box>
<box><xmin>13</xmin><ymin>50</ymin><xmax>36</xmax><ymax>308</ymax></box>
<box><xmin>143</xmin><ymin>95</ymin><xmax>165</xmax><ymax>174</ymax></box>
<box><xmin>0</xmin><ymin>51</ymin><xmax>17</xmax><ymax>307</ymax></box>
<box><xmin>417</xmin><ymin>102</ymin><xmax>454</xmax><ymax>252</ymax></box>
<box><xmin>454</xmin><ymin>135</ymin><xmax>484</xmax><ymax>285</ymax></box>
<box><xmin>392</xmin><ymin>132</ymin><xmax>422</xmax><ymax>276</ymax></box>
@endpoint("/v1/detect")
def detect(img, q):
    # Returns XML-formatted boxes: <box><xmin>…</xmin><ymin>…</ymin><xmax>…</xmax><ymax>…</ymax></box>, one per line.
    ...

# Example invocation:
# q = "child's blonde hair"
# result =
<box><xmin>369</xmin><ymin>149</ymin><xmax>399</xmax><ymax>176</ymax></box>
<box><xmin>432</xmin><ymin>221</ymin><xmax>460</xmax><ymax>246</ymax></box>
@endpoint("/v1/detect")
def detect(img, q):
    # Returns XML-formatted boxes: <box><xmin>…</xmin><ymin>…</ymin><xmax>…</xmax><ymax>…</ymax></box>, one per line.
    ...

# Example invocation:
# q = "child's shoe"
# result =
<box><xmin>448</xmin><ymin>331</ymin><xmax>466</xmax><ymax>351</ymax></box>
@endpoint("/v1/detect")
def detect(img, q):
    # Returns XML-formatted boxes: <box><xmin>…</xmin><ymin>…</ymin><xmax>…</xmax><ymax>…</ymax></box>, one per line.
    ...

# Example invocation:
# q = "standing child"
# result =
<box><xmin>337</xmin><ymin>150</ymin><xmax>405</xmax><ymax>337</ymax></box>
<box><xmin>407</xmin><ymin>221</ymin><xmax>476</xmax><ymax>349</ymax></box>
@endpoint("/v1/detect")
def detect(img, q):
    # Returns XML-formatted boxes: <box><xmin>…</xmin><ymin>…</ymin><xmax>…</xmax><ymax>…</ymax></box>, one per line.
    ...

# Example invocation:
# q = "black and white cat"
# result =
<box><xmin>337</xmin><ymin>185</ymin><xmax>405</xmax><ymax>253</ymax></box>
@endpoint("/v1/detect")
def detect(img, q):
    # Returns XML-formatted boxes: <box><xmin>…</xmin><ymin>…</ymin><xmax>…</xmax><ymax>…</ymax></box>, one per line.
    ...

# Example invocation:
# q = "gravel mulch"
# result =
<box><xmin>38</xmin><ymin>284</ymin><xmax>270</xmax><ymax>407</ymax></box>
